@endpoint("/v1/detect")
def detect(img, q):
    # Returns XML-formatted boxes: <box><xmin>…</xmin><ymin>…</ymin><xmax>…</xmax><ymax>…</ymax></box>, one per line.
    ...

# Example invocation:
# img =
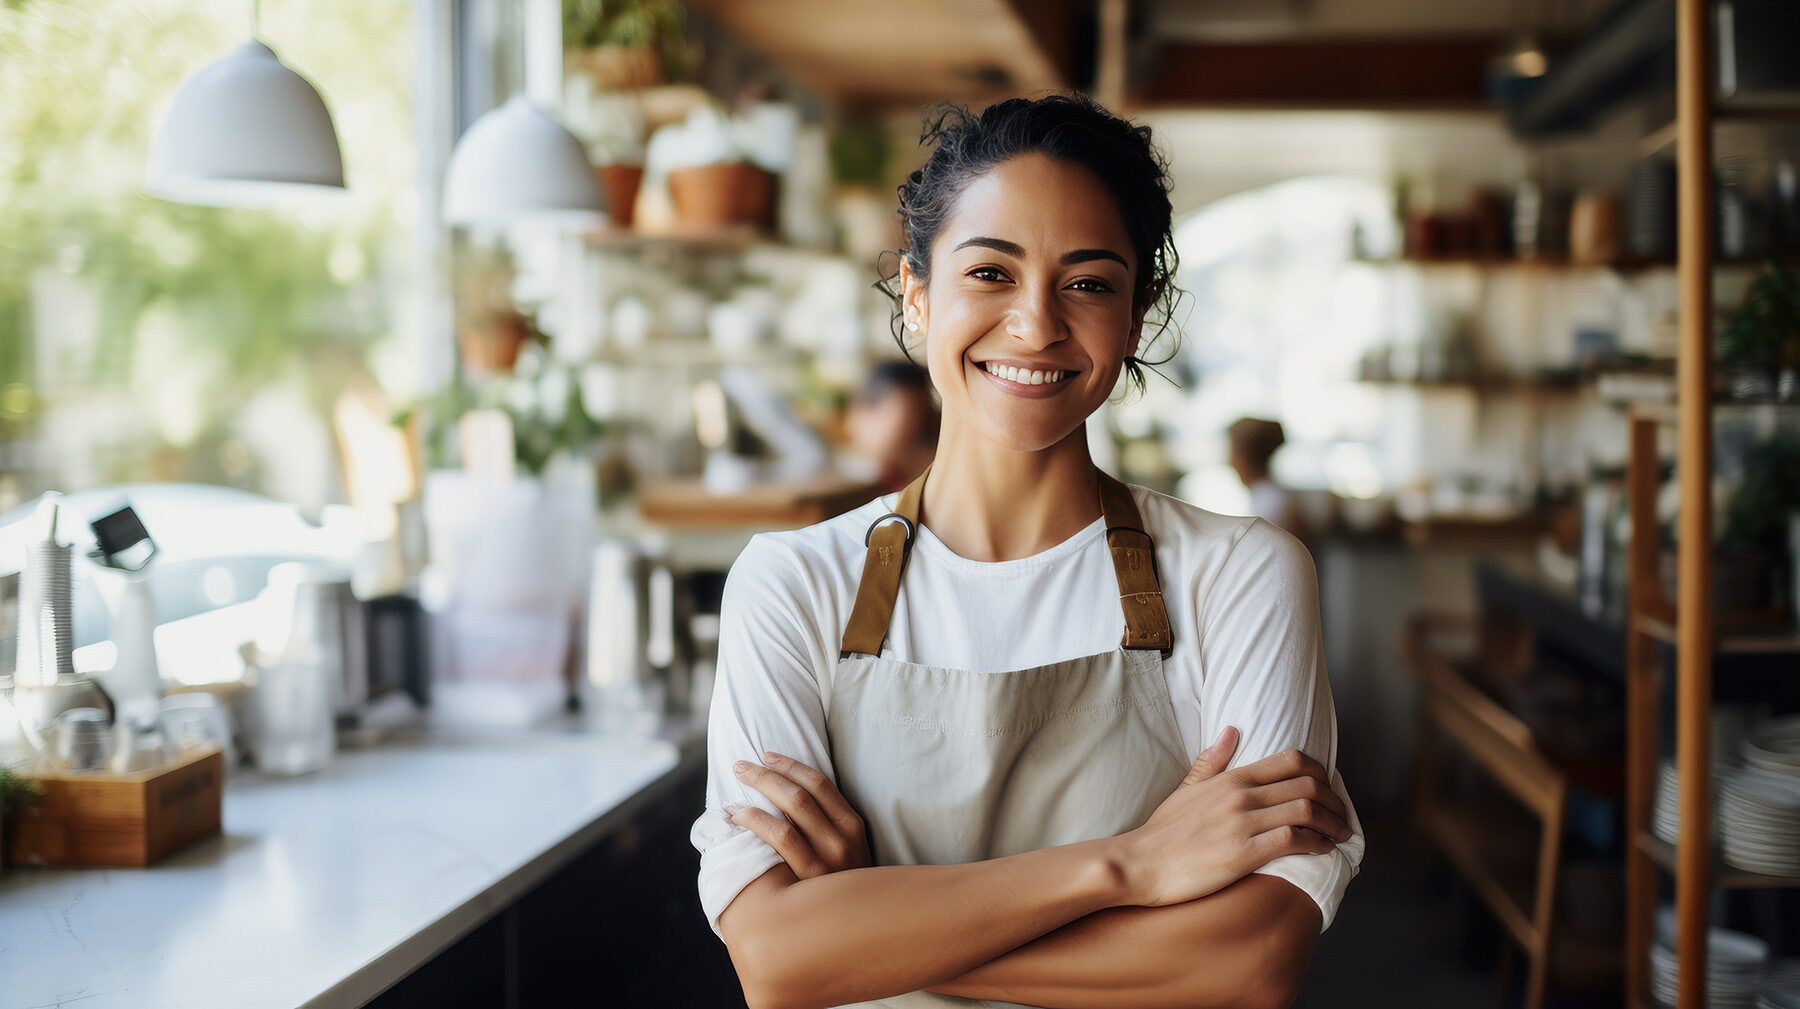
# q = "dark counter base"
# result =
<box><xmin>369</xmin><ymin>754</ymin><xmax>747</xmax><ymax>1009</ymax></box>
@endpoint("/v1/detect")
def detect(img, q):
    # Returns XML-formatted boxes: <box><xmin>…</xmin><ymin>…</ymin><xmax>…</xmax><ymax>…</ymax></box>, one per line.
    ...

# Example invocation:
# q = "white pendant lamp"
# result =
<box><xmin>145</xmin><ymin>39</ymin><xmax>345</xmax><ymax>207</ymax></box>
<box><xmin>443</xmin><ymin>95</ymin><xmax>603</xmax><ymax>228</ymax></box>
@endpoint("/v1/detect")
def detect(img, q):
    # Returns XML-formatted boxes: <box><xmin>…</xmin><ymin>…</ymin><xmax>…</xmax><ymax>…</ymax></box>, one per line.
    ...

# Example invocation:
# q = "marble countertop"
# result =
<box><xmin>0</xmin><ymin>723</ymin><xmax>702</xmax><ymax>1009</ymax></box>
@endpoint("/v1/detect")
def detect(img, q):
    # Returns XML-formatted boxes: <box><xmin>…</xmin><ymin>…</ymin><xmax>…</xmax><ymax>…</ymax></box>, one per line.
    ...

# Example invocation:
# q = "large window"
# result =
<box><xmin>1117</xmin><ymin>175</ymin><xmax>1399</xmax><ymax>515</ymax></box>
<box><xmin>0</xmin><ymin>0</ymin><xmax>418</xmax><ymax>516</ymax></box>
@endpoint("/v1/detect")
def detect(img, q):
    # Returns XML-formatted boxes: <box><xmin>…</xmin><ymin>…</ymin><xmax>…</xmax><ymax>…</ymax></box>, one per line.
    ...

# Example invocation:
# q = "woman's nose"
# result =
<box><xmin>1002</xmin><ymin>285</ymin><xmax>1066</xmax><ymax>349</ymax></box>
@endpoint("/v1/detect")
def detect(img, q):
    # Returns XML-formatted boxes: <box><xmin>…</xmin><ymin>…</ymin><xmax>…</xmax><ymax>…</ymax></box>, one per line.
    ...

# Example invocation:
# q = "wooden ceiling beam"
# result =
<box><xmin>684</xmin><ymin>0</ymin><xmax>1081</xmax><ymax>114</ymax></box>
<box><xmin>1140</xmin><ymin>36</ymin><xmax>1505</xmax><ymax>109</ymax></box>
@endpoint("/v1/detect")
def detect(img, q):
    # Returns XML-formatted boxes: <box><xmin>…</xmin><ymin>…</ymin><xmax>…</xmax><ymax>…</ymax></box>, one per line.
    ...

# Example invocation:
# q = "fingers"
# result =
<box><xmin>1245</xmin><ymin>774</ymin><xmax>1350</xmax><ymax>825</ymax></box>
<box><xmin>1234</xmin><ymin>746</ymin><xmax>1332</xmax><ymax>789</ymax></box>
<box><xmin>1251</xmin><ymin>822</ymin><xmax>1343</xmax><ymax>861</ymax></box>
<box><xmin>763</xmin><ymin>751</ymin><xmax>864</xmax><ymax>833</ymax></box>
<box><xmin>1181</xmin><ymin>725</ymin><xmax>1240</xmax><ymax>786</ymax></box>
<box><xmin>725</xmin><ymin>803</ymin><xmax>827</xmax><ymax>878</ymax></box>
<box><xmin>1245</xmin><ymin>795</ymin><xmax>1354</xmax><ymax>844</ymax></box>
<box><xmin>732</xmin><ymin>758</ymin><xmax>841</xmax><ymax>855</ymax></box>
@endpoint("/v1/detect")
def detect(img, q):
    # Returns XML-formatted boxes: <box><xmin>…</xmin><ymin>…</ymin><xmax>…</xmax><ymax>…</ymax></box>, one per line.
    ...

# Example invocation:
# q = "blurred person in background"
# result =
<box><xmin>846</xmin><ymin>360</ymin><xmax>939</xmax><ymax>494</ymax></box>
<box><xmin>1229</xmin><ymin>416</ymin><xmax>1308</xmax><ymax>544</ymax></box>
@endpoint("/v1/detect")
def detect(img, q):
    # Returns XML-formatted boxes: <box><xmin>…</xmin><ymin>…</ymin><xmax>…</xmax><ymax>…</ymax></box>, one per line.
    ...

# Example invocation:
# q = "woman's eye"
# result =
<box><xmin>968</xmin><ymin>267</ymin><xmax>1008</xmax><ymax>282</ymax></box>
<box><xmin>1068</xmin><ymin>278</ymin><xmax>1114</xmax><ymax>293</ymax></box>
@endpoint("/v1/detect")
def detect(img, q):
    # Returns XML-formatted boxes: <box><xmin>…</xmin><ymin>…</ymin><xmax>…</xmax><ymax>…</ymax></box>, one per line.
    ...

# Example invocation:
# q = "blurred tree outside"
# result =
<box><xmin>0</xmin><ymin>0</ymin><xmax>417</xmax><ymax>514</ymax></box>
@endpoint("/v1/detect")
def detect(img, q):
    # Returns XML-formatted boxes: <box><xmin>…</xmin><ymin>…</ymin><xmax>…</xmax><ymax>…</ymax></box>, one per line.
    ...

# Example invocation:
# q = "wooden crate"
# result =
<box><xmin>7</xmin><ymin>745</ymin><xmax>223</xmax><ymax>867</ymax></box>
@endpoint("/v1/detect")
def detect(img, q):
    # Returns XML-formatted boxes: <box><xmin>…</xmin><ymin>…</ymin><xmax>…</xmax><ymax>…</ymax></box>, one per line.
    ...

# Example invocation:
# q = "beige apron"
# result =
<box><xmin>824</xmin><ymin>468</ymin><xmax>1191</xmax><ymax>1009</ymax></box>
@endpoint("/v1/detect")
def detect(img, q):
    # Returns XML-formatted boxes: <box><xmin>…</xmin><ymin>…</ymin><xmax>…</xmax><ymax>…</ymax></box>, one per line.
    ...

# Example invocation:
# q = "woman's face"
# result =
<box><xmin>901</xmin><ymin>152</ymin><xmax>1141</xmax><ymax>454</ymax></box>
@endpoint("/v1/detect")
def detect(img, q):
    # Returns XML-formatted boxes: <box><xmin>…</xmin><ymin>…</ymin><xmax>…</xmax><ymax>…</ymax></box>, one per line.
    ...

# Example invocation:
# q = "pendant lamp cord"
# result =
<box><xmin>251</xmin><ymin>0</ymin><xmax>260</xmax><ymax>38</ymax></box>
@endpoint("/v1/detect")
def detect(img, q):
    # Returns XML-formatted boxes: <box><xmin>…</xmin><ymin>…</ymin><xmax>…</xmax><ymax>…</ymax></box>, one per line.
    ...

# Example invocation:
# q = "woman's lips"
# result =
<box><xmin>975</xmin><ymin>360</ymin><xmax>1078</xmax><ymax>399</ymax></box>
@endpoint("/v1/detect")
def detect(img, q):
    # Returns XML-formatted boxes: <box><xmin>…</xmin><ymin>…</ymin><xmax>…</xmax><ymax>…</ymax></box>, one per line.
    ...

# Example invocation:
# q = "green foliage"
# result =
<box><xmin>0</xmin><ymin>0</ymin><xmax>413</xmax><ymax>491</ymax></box>
<box><xmin>1720</xmin><ymin>260</ymin><xmax>1800</xmax><ymax>368</ymax></box>
<box><xmin>510</xmin><ymin>371</ymin><xmax>610</xmax><ymax>476</ymax></box>
<box><xmin>827</xmin><ymin>121</ymin><xmax>893</xmax><ymax>190</ymax></box>
<box><xmin>411</xmin><ymin>365</ymin><xmax>613</xmax><ymax>477</ymax></box>
<box><xmin>0</xmin><ymin>764</ymin><xmax>41</xmax><ymax>818</ymax></box>
<box><xmin>1722</xmin><ymin>436</ymin><xmax>1800</xmax><ymax>552</ymax></box>
<box><xmin>562</xmin><ymin>0</ymin><xmax>685</xmax><ymax>51</ymax></box>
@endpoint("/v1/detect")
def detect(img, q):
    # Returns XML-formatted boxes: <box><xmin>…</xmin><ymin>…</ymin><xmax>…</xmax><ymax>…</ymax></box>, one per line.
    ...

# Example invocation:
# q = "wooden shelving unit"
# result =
<box><xmin>1623</xmin><ymin>408</ymin><xmax>1800</xmax><ymax>1009</ymax></box>
<box><xmin>1618</xmin><ymin>4</ymin><xmax>1800</xmax><ymax>1008</ymax></box>
<box><xmin>1633</xmin><ymin>832</ymin><xmax>1800</xmax><ymax>891</ymax></box>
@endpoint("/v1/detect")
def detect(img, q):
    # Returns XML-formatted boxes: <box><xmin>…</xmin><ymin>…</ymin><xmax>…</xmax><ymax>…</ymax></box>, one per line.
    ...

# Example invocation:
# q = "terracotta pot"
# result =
<box><xmin>458</xmin><ymin>315</ymin><xmax>530</xmax><ymax>375</ymax></box>
<box><xmin>596</xmin><ymin>164</ymin><xmax>644</xmax><ymax>228</ymax></box>
<box><xmin>734</xmin><ymin>165</ymin><xmax>779</xmax><ymax>231</ymax></box>
<box><xmin>668</xmin><ymin>163</ymin><xmax>744</xmax><ymax>229</ymax></box>
<box><xmin>577</xmin><ymin>45</ymin><xmax>662</xmax><ymax>91</ymax></box>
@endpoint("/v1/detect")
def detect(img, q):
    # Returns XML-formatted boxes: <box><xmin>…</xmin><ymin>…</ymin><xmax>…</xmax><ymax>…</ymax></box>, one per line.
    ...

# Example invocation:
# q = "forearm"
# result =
<box><xmin>723</xmin><ymin>838</ymin><xmax>1128</xmax><ymax>1009</ymax></box>
<box><xmin>925</xmin><ymin>873</ymin><xmax>1323</xmax><ymax>1009</ymax></box>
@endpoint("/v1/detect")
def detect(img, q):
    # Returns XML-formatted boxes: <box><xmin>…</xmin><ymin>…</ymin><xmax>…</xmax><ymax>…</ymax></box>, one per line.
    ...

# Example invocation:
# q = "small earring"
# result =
<box><xmin>907</xmin><ymin>321</ymin><xmax>920</xmax><ymax>332</ymax></box>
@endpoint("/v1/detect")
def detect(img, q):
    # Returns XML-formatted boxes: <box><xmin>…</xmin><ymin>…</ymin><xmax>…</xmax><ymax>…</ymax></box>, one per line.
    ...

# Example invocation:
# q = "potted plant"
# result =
<box><xmin>651</xmin><ymin>104</ymin><xmax>748</xmax><ymax>231</ymax></box>
<box><xmin>828</xmin><ymin>119</ymin><xmax>897</xmax><ymax>260</ymax></box>
<box><xmin>1719</xmin><ymin>436</ymin><xmax>1800</xmax><ymax>611</ymax></box>
<box><xmin>1719</xmin><ymin>260</ymin><xmax>1800</xmax><ymax>401</ymax></box>
<box><xmin>563</xmin><ymin>0</ymin><xmax>687</xmax><ymax>91</ymax></box>
<box><xmin>0</xmin><ymin>764</ymin><xmax>43</xmax><ymax>871</ymax></box>
<box><xmin>454</xmin><ymin>243</ymin><xmax>538</xmax><ymax>376</ymax></box>
<box><xmin>504</xmin><ymin>365</ymin><xmax>612</xmax><ymax>478</ymax></box>
<box><xmin>564</xmin><ymin>84</ymin><xmax>649</xmax><ymax>229</ymax></box>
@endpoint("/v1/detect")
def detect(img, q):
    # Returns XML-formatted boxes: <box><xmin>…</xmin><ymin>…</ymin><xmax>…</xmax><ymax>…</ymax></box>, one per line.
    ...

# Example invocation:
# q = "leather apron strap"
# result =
<box><xmin>839</xmin><ymin>467</ymin><xmax>1172</xmax><ymax>658</ymax></box>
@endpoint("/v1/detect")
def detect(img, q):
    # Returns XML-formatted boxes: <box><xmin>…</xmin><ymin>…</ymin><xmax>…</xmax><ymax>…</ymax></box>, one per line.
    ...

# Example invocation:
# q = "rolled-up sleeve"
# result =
<box><xmin>1197</xmin><ymin>520</ymin><xmax>1366</xmax><ymax>932</ymax></box>
<box><xmin>689</xmin><ymin>535</ymin><xmax>841</xmax><ymax>940</ymax></box>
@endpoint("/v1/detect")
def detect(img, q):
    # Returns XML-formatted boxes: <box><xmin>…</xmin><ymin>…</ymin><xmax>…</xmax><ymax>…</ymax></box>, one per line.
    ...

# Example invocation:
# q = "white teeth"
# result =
<box><xmin>982</xmin><ymin>363</ymin><xmax>1069</xmax><ymax>385</ymax></box>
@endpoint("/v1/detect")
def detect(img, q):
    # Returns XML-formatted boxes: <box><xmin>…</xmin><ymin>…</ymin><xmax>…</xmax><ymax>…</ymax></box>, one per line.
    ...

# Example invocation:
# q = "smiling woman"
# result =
<box><xmin>689</xmin><ymin>95</ymin><xmax>1363</xmax><ymax>1009</ymax></box>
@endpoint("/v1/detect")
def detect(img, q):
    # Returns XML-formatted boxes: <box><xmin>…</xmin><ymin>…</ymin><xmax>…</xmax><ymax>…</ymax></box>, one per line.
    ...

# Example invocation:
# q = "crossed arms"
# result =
<box><xmin>723</xmin><ymin>858</ymin><xmax>1322</xmax><ymax>1009</ymax></box>
<box><xmin>716</xmin><ymin>737</ymin><xmax>1344</xmax><ymax>1009</ymax></box>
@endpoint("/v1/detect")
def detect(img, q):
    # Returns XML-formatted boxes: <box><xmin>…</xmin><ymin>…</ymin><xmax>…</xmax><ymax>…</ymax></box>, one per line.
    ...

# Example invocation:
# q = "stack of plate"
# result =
<box><xmin>1716</xmin><ymin>717</ymin><xmax>1800</xmax><ymax>877</ymax></box>
<box><xmin>1649</xmin><ymin>908</ymin><xmax>1771</xmax><ymax>1009</ymax></box>
<box><xmin>1718</xmin><ymin>768</ymin><xmax>1800</xmax><ymax>875</ymax></box>
<box><xmin>1765</xmin><ymin>958</ymin><xmax>1800</xmax><ymax>989</ymax></box>
<box><xmin>1653</xmin><ymin>760</ymin><xmax>1721</xmax><ymax>846</ymax></box>
<box><xmin>1653</xmin><ymin>759</ymin><xmax>1682</xmax><ymax>845</ymax></box>
<box><xmin>1761</xmin><ymin>959</ymin><xmax>1800</xmax><ymax>1009</ymax></box>
<box><xmin>1743</xmin><ymin>716</ymin><xmax>1800</xmax><ymax>777</ymax></box>
<box><xmin>1762</xmin><ymin>988</ymin><xmax>1800</xmax><ymax>1009</ymax></box>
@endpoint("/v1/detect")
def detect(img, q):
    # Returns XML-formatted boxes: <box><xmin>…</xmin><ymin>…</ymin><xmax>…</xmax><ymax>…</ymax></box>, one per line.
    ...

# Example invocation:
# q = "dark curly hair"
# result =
<box><xmin>875</xmin><ymin>94</ymin><xmax>1183</xmax><ymax>396</ymax></box>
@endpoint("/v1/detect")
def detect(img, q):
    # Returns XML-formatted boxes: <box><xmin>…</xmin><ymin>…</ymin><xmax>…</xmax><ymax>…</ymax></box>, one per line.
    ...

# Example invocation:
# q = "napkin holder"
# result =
<box><xmin>7</xmin><ymin>745</ymin><xmax>223</xmax><ymax>867</ymax></box>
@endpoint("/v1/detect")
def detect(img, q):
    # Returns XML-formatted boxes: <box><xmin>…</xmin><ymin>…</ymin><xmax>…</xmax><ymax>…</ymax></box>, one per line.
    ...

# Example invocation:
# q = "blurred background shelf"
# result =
<box><xmin>1633</xmin><ymin>832</ymin><xmax>1800</xmax><ymax>890</ymax></box>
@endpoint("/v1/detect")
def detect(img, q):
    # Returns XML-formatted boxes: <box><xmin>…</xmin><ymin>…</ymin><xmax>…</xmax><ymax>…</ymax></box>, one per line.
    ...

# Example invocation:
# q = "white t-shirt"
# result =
<box><xmin>689</xmin><ymin>482</ymin><xmax>1365</xmax><ymax>940</ymax></box>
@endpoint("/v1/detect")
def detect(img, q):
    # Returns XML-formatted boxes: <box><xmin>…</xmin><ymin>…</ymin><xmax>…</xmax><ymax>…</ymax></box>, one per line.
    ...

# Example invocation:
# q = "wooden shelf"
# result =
<box><xmin>584</xmin><ymin>224</ymin><xmax>765</xmax><ymax>251</ymax></box>
<box><xmin>1635</xmin><ymin>613</ymin><xmax>1800</xmax><ymax>653</ymax></box>
<box><xmin>1634</xmin><ymin>831</ymin><xmax>1800</xmax><ymax>889</ymax></box>
<box><xmin>587</xmin><ymin>339</ymin><xmax>809</xmax><ymax>368</ymax></box>
<box><xmin>1640</xmin><ymin>100</ymin><xmax>1800</xmax><ymax>154</ymax></box>
<box><xmin>636</xmin><ymin>474</ymin><xmax>881</xmax><ymax>529</ymax></box>
<box><xmin>1355</xmin><ymin>374</ymin><xmax>1583</xmax><ymax>393</ymax></box>
<box><xmin>1630</xmin><ymin>397</ymin><xmax>1800</xmax><ymax>425</ymax></box>
<box><xmin>1355</xmin><ymin>254</ymin><xmax>1643</xmax><ymax>270</ymax></box>
<box><xmin>1400</xmin><ymin>511</ymin><xmax>1553</xmax><ymax>549</ymax></box>
<box><xmin>1354</xmin><ymin>254</ymin><xmax>1788</xmax><ymax>272</ymax></box>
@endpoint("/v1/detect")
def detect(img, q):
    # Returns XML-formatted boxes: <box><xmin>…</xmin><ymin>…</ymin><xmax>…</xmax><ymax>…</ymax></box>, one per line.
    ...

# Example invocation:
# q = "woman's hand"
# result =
<box><xmin>728</xmin><ymin>751</ymin><xmax>872</xmax><ymax>878</ymax></box>
<box><xmin>1116</xmin><ymin>726</ymin><xmax>1353</xmax><ymax>907</ymax></box>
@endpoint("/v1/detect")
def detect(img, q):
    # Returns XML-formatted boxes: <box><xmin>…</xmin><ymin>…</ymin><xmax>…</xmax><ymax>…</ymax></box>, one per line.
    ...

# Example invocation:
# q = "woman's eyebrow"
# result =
<box><xmin>953</xmin><ymin>236</ymin><xmax>1025</xmax><ymax>257</ymax></box>
<box><xmin>952</xmin><ymin>236</ymin><xmax>1128</xmax><ymax>269</ymax></box>
<box><xmin>1060</xmin><ymin>248</ymin><xmax>1128</xmax><ymax>268</ymax></box>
